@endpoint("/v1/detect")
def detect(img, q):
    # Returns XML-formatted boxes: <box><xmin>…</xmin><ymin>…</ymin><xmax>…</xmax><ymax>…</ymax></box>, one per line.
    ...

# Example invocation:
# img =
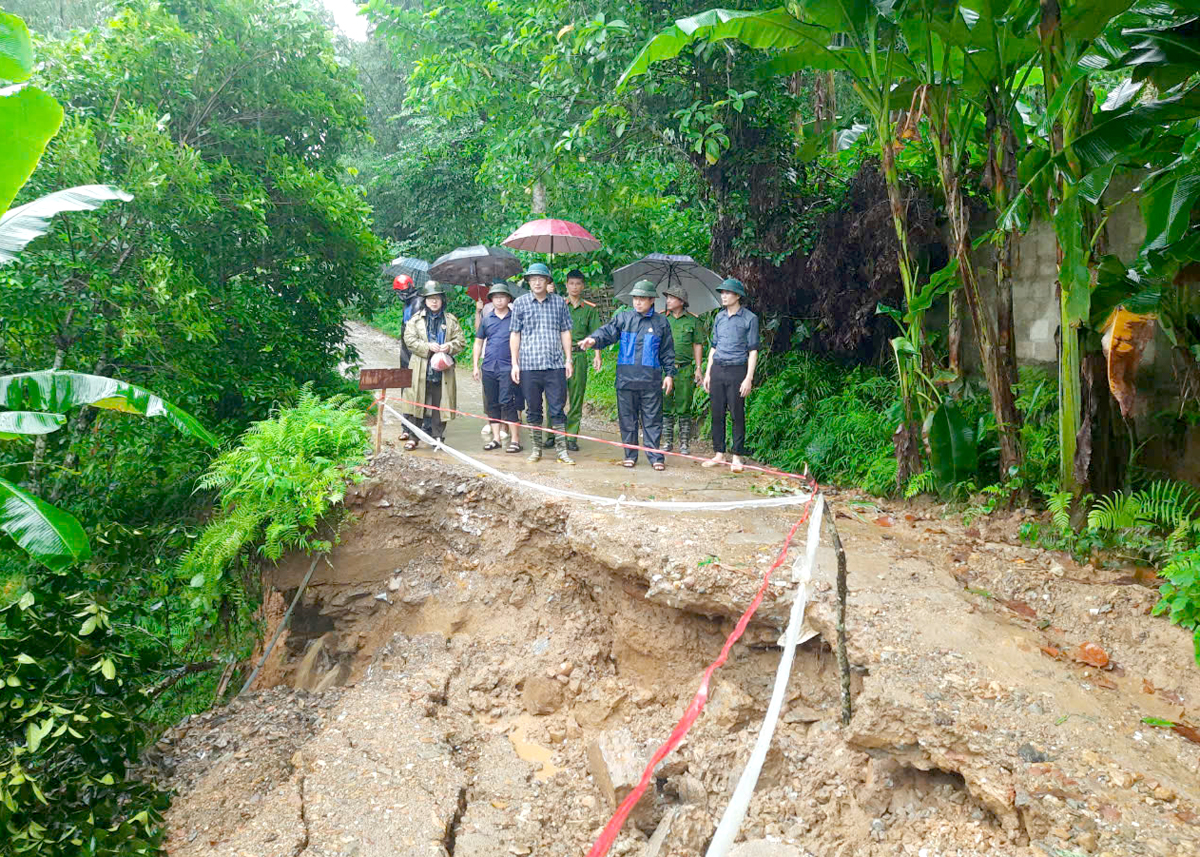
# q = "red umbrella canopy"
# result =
<box><xmin>501</xmin><ymin>218</ymin><xmax>601</xmax><ymax>255</ymax></box>
<box><xmin>466</xmin><ymin>283</ymin><xmax>491</xmax><ymax>302</ymax></box>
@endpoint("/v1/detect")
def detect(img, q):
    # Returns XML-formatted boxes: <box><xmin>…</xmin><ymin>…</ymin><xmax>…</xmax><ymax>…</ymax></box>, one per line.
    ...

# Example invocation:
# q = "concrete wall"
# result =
<box><xmin>1008</xmin><ymin>173</ymin><xmax>1146</xmax><ymax>367</ymax></box>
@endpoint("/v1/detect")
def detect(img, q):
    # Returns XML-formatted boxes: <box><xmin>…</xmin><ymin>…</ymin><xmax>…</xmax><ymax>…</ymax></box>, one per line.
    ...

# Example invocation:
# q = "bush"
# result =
<box><xmin>180</xmin><ymin>388</ymin><xmax>371</xmax><ymax>620</ymax></box>
<box><xmin>746</xmin><ymin>352</ymin><xmax>898</xmax><ymax>494</ymax></box>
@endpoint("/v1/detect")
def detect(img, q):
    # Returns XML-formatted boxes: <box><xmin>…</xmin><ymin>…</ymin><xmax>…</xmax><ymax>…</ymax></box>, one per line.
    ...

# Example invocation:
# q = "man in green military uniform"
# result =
<box><xmin>545</xmin><ymin>269</ymin><xmax>602</xmax><ymax>451</ymax></box>
<box><xmin>662</xmin><ymin>284</ymin><xmax>705</xmax><ymax>455</ymax></box>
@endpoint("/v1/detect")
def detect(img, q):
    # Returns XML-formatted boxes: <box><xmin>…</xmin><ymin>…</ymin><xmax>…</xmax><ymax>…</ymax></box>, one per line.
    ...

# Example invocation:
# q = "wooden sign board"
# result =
<box><xmin>359</xmin><ymin>367</ymin><xmax>412</xmax><ymax>391</ymax></box>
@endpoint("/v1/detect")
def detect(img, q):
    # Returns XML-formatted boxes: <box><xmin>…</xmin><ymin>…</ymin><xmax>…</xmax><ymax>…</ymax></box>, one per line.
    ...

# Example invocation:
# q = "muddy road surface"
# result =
<box><xmin>148</xmin><ymin>324</ymin><xmax>1200</xmax><ymax>857</ymax></box>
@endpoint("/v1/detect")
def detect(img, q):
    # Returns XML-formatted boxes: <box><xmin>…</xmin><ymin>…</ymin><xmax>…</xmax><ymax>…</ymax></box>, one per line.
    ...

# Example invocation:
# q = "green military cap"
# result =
<box><xmin>522</xmin><ymin>262</ymin><xmax>553</xmax><ymax>280</ymax></box>
<box><xmin>717</xmin><ymin>277</ymin><xmax>746</xmax><ymax>298</ymax></box>
<box><xmin>488</xmin><ymin>281</ymin><xmax>515</xmax><ymax>298</ymax></box>
<box><xmin>662</xmin><ymin>284</ymin><xmax>689</xmax><ymax>306</ymax></box>
<box><xmin>420</xmin><ymin>280</ymin><xmax>447</xmax><ymax>297</ymax></box>
<box><xmin>628</xmin><ymin>279</ymin><xmax>659</xmax><ymax>298</ymax></box>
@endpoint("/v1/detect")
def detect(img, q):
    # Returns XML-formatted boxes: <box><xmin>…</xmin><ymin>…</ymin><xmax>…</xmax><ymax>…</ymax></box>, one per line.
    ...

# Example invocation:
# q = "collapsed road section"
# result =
<box><xmin>145</xmin><ymin>452</ymin><xmax>1200</xmax><ymax>857</ymax></box>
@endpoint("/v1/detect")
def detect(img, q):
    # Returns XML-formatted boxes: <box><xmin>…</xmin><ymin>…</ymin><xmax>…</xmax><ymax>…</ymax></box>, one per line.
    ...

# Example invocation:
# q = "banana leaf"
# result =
<box><xmin>0</xmin><ymin>476</ymin><xmax>90</xmax><ymax>570</ymax></box>
<box><xmin>0</xmin><ymin>185</ymin><xmax>132</xmax><ymax>264</ymax></box>
<box><xmin>927</xmin><ymin>400</ymin><xmax>978</xmax><ymax>489</ymax></box>
<box><xmin>619</xmin><ymin>8</ymin><xmax>825</xmax><ymax>87</ymax></box>
<box><xmin>0</xmin><ymin>85</ymin><xmax>65</xmax><ymax>214</ymax></box>
<box><xmin>0</xmin><ymin>410</ymin><xmax>66</xmax><ymax>439</ymax></box>
<box><xmin>0</xmin><ymin>11</ymin><xmax>33</xmax><ymax>82</ymax></box>
<box><xmin>0</xmin><ymin>371</ymin><xmax>218</xmax><ymax>446</ymax></box>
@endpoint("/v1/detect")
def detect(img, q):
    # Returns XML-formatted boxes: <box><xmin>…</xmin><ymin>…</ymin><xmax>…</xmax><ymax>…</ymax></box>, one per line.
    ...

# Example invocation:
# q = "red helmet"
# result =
<box><xmin>393</xmin><ymin>274</ymin><xmax>414</xmax><ymax>291</ymax></box>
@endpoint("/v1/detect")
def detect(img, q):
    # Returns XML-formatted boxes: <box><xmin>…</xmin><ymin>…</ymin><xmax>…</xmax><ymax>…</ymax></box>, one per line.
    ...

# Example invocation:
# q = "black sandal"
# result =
<box><xmin>483</xmin><ymin>440</ymin><xmax>502</xmax><ymax>451</ymax></box>
<box><xmin>506</xmin><ymin>442</ymin><xmax>522</xmax><ymax>453</ymax></box>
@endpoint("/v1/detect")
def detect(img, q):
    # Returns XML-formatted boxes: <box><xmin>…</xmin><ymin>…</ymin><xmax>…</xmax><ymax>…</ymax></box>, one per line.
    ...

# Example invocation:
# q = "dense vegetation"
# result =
<box><xmin>3</xmin><ymin>0</ymin><xmax>1200</xmax><ymax>852</ymax></box>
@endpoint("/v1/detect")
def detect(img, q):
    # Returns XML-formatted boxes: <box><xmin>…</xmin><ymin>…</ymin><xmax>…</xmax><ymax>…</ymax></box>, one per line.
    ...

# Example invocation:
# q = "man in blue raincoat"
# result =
<box><xmin>578</xmin><ymin>280</ymin><xmax>676</xmax><ymax>470</ymax></box>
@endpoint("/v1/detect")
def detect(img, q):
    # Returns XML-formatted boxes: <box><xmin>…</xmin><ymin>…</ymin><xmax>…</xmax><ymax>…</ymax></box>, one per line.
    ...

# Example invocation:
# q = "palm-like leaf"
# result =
<box><xmin>0</xmin><ymin>185</ymin><xmax>132</xmax><ymax>264</ymax></box>
<box><xmin>619</xmin><ymin>8</ymin><xmax>828</xmax><ymax>88</ymax></box>
<box><xmin>0</xmin><ymin>11</ymin><xmax>34</xmax><ymax>82</ymax></box>
<box><xmin>0</xmin><ymin>371</ymin><xmax>218</xmax><ymax>446</ymax></box>
<box><xmin>0</xmin><ymin>476</ymin><xmax>90</xmax><ymax>570</ymax></box>
<box><xmin>0</xmin><ymin>410</ymin><xmax>66</xmax><ymax>439</ymax></box>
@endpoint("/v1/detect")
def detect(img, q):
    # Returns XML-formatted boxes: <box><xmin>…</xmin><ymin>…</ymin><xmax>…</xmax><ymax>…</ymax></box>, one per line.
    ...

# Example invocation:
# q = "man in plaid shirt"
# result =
<box><xmin>510</xmin><ymin>262</ymin><xmax>576</xmax><ymax>465</ymax></box>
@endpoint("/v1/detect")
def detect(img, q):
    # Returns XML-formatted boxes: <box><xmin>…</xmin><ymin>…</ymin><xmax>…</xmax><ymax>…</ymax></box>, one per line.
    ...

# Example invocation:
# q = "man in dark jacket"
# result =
<box><xmin>579</xmin><ymin>280</ymin><xmax>676</xmax><ymax>469</ymax></box>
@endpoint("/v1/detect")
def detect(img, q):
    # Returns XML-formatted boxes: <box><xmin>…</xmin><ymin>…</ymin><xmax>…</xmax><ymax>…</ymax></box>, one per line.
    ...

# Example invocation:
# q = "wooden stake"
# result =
<box><xmin>822</xmin><ymin>497</ymin><xmax>852</xmax><ymax>725</ymax></box>
<box><xmin>374</xmin><ymin>389</ymin><xmax>386</xmax><ymax>455</ymax></box>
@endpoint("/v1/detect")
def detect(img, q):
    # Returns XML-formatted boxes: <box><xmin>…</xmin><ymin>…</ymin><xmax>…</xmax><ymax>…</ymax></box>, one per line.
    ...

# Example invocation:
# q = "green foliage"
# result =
<box><xmin>181</xmin><ymin>388</ymin><xmax>370</xmax><ymax>616</ymax></box>
<box><xmin>746</xmin><ymin>351</ymin><xmax>898</xmax><ymax>495</ymax></box>
<box><xmin>1155</xmin><ymin>548</ymin><xmax>1200</xmax><ymax>663</ymax></box>
<box><xmin>1</xmin><ymin>577</ymin><xmax>168</xmax><ymax>855</ymax></box>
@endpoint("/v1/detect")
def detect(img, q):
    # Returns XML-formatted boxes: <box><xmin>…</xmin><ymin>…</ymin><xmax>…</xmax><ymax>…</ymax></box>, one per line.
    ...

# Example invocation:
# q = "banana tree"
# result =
<box><xmin>1</xmin><ymin>371</ymin><xmax>218</xmax><ymax>570</ymax></box>
<box><xmin>620</xmin><ymin>3</ymin><xmax>934</xmax><ymax>485</ymax></box>
<box><xmin>998</xmin><ymin>2</ymin><xmax>1199</xmax><ymax>492</ymax></box>
<box><xmin>905</xmin><ymin>0</ymin><xmax>1040</xmax><ymax>477</ymax></box>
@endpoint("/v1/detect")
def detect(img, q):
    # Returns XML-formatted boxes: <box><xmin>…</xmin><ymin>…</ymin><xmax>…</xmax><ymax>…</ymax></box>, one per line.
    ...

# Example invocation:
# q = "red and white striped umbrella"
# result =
<box><xmin>501</xmin><ymin>218</ymin><xmax>601</xmax><ymax>255</ymax></box>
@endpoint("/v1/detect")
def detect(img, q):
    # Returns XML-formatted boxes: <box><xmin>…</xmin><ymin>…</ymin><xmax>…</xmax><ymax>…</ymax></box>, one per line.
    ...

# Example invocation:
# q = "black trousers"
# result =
<box><xmin>421</xmin><ymin>381</ymin><xmax>444</xmax><ymax>440</ymax></box>
<box><xmin>482</xmin><ymin>369</ymin><xmax>519</xmax><ymax>423</ymax></box>
<box><xmin>710</xmin><ymin>362</ymin><xmax>748</xmax><ymax>455</ymax></box>
<box><xmin>617</xmin><ymin>388</ymin><xmax>664</xmax><ymax>465</ymax></box>
<box><xmin>520</xmin><ymin>368</ymin><xmax>567</xmax><ymax>429</ymax></box>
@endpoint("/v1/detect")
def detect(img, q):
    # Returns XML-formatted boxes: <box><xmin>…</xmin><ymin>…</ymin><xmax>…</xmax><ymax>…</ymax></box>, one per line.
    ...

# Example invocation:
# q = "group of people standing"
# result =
<box><xmin>397</xmin><ymin>263</ymin><xmax>760</xmax><ymax>473</ymax></box>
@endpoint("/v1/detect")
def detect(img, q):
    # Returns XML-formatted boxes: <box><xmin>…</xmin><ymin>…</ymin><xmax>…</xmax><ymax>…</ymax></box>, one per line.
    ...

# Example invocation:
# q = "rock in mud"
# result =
<box><xmin>522</xmin><ymin>674</ymin><xmax>564</xmax><ymax>714</ymax></box>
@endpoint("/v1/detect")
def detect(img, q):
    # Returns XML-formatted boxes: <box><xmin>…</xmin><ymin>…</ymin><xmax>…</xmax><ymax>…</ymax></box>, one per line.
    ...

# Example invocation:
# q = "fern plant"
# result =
<box><xmin>1047</xmin><ymin>491</ymin><xmax>1073</xmax><ymax>534</ymax></box>
<box><xmin>180</xmin><ymin>387</ymin><xmax>370</xmax><ymax>615</ymax></box>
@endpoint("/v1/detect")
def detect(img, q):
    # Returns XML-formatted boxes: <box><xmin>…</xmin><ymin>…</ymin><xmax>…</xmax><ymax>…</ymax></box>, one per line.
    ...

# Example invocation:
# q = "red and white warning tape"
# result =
<box><xmin>584</xmin><ymin>488</ymin><xmax>821</xmax><ymax>857</ymax></box>
<box><xmin>375</xmin><ymin>393</ymin><xmax>811</xmax><ymax>483</ymax></box>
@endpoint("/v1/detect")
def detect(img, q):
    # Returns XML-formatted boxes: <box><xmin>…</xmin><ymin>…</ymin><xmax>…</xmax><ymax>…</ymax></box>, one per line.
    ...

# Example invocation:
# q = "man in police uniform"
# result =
<box><xmin>547</xmin><ymin>269</ymin><xmax>603</xmax><ymax>451</ymax></box>
<box><xmin>661</xmin><ymin>284</ymin><xmax>704</xmax><ymax>456</ymax></box>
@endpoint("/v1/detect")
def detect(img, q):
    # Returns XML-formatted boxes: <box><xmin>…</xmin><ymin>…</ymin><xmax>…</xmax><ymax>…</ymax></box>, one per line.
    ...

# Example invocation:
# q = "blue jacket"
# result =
<box><xmin>587</xmin><ymin>308</ymin><xmax>676</xmax><ymax>391</ymax></box>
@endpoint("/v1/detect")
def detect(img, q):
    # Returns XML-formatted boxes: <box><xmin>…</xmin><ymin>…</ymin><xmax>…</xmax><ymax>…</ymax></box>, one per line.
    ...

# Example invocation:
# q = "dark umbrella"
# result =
<box><xmin>612</xmin><ymin>253</ymin><xmax>722</xmax><ymax>314</ymax></box>
<box><xmin>429</xmin><ymin>245</ymin><xmax>522</xmax><ymax>285</ymax></box>
<box><xmin>383</xmin><ymin>256</ymin><xmax>430</xmax><ymax>286</ymax></box>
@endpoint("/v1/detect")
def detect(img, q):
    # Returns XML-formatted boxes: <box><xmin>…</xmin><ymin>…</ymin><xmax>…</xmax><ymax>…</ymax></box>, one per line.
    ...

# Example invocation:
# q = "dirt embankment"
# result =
<box><xmin>148</xmin><ymin>452</ymin><xmax>1200</xmax><ymax>857</ymax></box>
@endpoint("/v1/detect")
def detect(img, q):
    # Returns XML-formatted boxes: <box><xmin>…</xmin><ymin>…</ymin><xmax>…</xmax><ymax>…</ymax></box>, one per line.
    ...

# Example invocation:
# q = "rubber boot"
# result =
<box><xmin>528</xmin><ymin>428</ymin><xmax>543</xmax><ymax>462</ymax></box>
<box><xmin>662</xmin><ymin>416</ymin><xmax>675</xmax><ymax>453</ymax></box>
<box><xmin>543</xmin><ymin>420</ymin><xmax>555</xmax><ymax>448</ymax></box>
<box><xmin>679</xmin><ymin>419</ymin><xmax>691</xmax><ymax>456</ymax></box>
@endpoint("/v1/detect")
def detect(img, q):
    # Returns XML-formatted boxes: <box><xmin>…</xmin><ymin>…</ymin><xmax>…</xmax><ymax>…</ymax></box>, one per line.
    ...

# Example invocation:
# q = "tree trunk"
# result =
<box><xmin>1077</xmin><ymin>350</ymin><xmax>1128</xmax><ymax>494</ymax></box>
<box><xmin>948</xmin><ymin>287</ymin><xmax>963</xmax><ymax>376</ymax></box>
<box><xmin>937</xmin><ymin>132</ymin><xmax>1023</xmax><ymax>474</ymax></box>
<box><xmin>29</xmin><ymin>310</ymin><xmax>74</xmax><ymax>492</ymax></box>
<box><xmin>880</xmin><ymin>142</ymin><xmax>923</xmax><ymax>487</ymax></box>
<box><xmin>814</xmin><ymin>70</ymin><xmax>836</xmax><ymax>152</ymax></box>
<box><xmin>531</xmin><ymin>180</ymin><xmax>547</xmax><ymax>216</ymax></box>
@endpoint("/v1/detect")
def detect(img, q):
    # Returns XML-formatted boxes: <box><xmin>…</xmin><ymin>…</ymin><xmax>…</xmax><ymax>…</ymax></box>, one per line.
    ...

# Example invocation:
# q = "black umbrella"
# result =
<box><xmin>612</xmin><ymin>253</ymin><xmax>722</xmax><ymax>314</ymax></box>
<box><xmin>383</xmin><ymin>256</ymin><xmax>430</xmax><ymax>285</ymax></box>
<box><xmin>429</xmin><ymin>245</ymin><xmax>522</xmax><ymax>285</ymax></box>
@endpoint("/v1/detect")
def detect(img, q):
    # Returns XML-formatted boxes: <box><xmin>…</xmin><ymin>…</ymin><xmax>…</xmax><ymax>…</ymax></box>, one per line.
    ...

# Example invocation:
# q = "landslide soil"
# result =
<box><xmin>147</xmin><ymin>324</ymin><xmax>1200</xmax><ymax>857</ymax></box>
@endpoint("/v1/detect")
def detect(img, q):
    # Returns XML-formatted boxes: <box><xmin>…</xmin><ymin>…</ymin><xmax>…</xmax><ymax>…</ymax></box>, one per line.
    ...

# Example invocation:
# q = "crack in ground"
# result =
<box><xmin>294</xmin><ymin>775</ymin><xmax>310</xmax><ymax>857</ymax></box>
<box><xmin>442</xmin><ymin>784</ymin><xmax>468</xmax><ymax>856</ymax></box>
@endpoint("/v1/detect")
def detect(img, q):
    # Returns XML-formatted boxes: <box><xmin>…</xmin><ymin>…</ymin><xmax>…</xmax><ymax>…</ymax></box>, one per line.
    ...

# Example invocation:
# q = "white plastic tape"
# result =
<box><xmin>704</xmin><ymin>497</ymin><xmax>825</xmax><ymax>857</ymax></box>
<box><xmin>384</xmin><ymin>403</ymin><xmax>813</xmax><ymax>513</ymax></box>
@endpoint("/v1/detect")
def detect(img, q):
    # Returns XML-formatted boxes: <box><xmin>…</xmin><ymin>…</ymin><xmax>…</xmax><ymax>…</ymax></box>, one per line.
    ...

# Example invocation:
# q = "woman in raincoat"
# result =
<box><xmin>402</xmin><ymin>281</ymin><xmax>466</xmax><ymax>448</ymax></box>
